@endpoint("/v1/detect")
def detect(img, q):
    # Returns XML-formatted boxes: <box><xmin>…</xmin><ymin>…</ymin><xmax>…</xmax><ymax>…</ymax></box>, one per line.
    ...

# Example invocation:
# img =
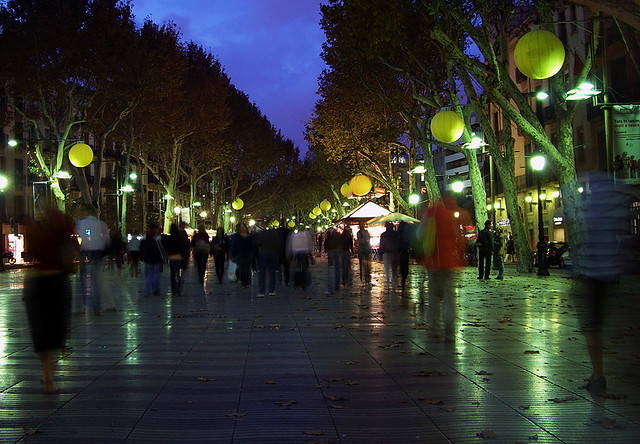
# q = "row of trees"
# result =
<box><xmin>306</xmin><ymin>0</ymin><xmax>637</xmax><ymax>272</ymax></box>
<box><xmin>0</xmin><ymin>0</ymin><xmax>301</xmax><ymax>232</ymax></box>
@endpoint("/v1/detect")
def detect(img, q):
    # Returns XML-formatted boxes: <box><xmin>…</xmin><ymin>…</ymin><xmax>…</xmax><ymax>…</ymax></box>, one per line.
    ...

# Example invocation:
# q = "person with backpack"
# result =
<box><xmin>191</xmin><ymin>224</ymin><xmax>210</xmax><ymax>284</ymax></box>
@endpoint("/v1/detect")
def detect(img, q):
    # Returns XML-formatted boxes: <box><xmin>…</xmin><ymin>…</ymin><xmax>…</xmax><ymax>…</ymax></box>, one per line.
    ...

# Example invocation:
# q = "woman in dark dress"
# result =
<box><xmin>24</xmin><ymin>208</ymin><xmax>78</xmax><ymax>394</ymax></box>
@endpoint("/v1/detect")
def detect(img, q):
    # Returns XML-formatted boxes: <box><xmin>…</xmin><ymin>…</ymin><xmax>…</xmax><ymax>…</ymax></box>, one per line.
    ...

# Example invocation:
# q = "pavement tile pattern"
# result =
<box><xmin>1</xmin><ymin>258</ymin><xmax>639</xmax><ymax>443</ymax></box>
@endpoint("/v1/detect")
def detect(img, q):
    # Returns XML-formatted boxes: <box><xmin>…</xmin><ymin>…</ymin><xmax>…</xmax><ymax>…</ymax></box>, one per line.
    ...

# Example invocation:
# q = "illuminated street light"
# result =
<box><xmin>451</xmin><ymin>180</ymin><xmax>464</xmax><ymax>193</ymax></box>
<box><xmin>129</xmin><ymin>172</ymin><xmax>138</xmax><ymax>181</ymax></box>
<box><xmin>529</xmin><ymin>154</ymin><xmax>549</xmax><ymax>276</ymax></box>
<box><xmin>7</xmin><ymin>139</ymin><xmax>17</xmax><ymax>148</ymax></box>
<box><xmin>566</xmin><ymin>82</ymin><xmax>602</xmax><ymax>101</ymax></box>
<box><xmin>174</xmin><ymin>206</ymin><xmax>181</xmax><ymax>215</ymax></box>
<box><xmin>408</xmin><ymin>194</ymin><xmax>420</xmax><ymax>205</ymax></box>
<box><xmin>55</xmin><ymin>171</ymin><xmax>72</xmax><ymax>179</ymax></box>
<box><xmin>199</xmin><ymin>211</ymin><xmax>207</xmax><ymax>218</ymax></box>
<box><xmin>120</xmin><ymin>184</ymin><xmax>134</xmax><ymax>193</ymax></box>
<box><xmin>164</xmin><ymin>194</ymin><xmax>174</xmax><ymax>200</ymax></box>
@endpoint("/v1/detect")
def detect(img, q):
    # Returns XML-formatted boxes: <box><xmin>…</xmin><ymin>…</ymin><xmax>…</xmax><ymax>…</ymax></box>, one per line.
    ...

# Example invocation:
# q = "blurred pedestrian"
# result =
<box><xmin>569</xmin><ymin>173</ymin><xmax>636</xmax><ymax>393</ymax></box>
<box><xmin>210</xmin><ymin>228</ymin><xmax>229</xmax><ymax>284</ymax></box>
<box><xmin>256</xmin><ymin>228</ymin><xmax>283</xmax><ymax>296</ymax></box>
<box><xmin>324</xmin><ymin>227</ymin><xmax>341</xmax><ymax>293</ymax></box>
<box><xmin>127</xmin><ymin>229</ymin><xmax>141</xmax><ymax>277</ymax></box>
<box><xmin>379</xmin><ymin>222</ymin><xmax>399</xmax><ymax>288</ymax></box>
<box><xmin>476</xmin><ymin>220</ymin><xmax>494</xmax><ymax>280</ymax></box>
<box><xmin>166</xmin><ymin>223</ymin><xmax>190</xmax><ymax>295</ymax></box>
<box><xmin>288</xmin><ymin>226</ymin><xmax>313</xmax><ymax>289</ymax></box>
<box><xmin>140</xmin><ymin>222</ymin><xmax>165</xmax><ymax>296</ymax></box>
<box><xmin>338</xmin><ymin>225</ymin><xmax>353</xmax><ymax>285</ymax></box>
<box><xmin>356</xmin><ymin>222</ymin><xmax>372</xmax><ymax>286</ymax></box>
<box><xmin>494</xmin><ymin>227</ymin><xmax>505</xmax><ymax>280</ymax></box>
<box><xmin>108</xmin><ymin>229</ymin><xmax>126</xmax><ymax>271</ymax></box>
<box><xmin>277</xmin><ymin>224</ymin><xmax>291</xmax><ymax>286</ymax></box>
<box><xmin>397</xmin><ymin>221</ymin><xmax>411</xmax><ymax>291</ymax></box>
<box><xmin>24</xmin><ymin>208</ymin><xmax>78</xmax><ymax>393</ymax></box>
<box><xmin>420</xmin><ymin>193</ymin><xmax>468</xmax><ymax>342</ymax></box>
<box><xmin>230</xmin><ymin>223</ymin><xmax>254</xmax><ymax>288</ymax></box>
<box><xmin>76</xmin><ymin>204</ymin><xmax>110</xmax><ymax>315</ymax></box>
<box><xmin>191</xmin><ymin>224</ymin><xmax>210</xmax><ymax>284</ymax></box>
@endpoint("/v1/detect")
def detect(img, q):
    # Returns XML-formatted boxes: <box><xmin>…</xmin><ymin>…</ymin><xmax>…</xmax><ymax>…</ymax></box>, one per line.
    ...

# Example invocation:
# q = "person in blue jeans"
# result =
<box><xmin>256</xmin><ymin>228</ymin><xmax>283</xmax><ymax>296</ymax></box>
<box><xmin>476</xmin><ymin>220</ymin><xmax>494</xmax><ymax>280</ymax></box>
<box><xmin>140</xmin><ymin>222</ymin><xmax>165</xmax><ymax>296</ymax></box>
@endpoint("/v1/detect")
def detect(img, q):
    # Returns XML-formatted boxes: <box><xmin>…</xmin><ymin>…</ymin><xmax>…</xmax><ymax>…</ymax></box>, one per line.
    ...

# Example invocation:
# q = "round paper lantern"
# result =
<box><xmin>231</xmin><ymin>198</ymin><xmax>244</xmax><ymax>210</ymax></box>
<box><xmin>287</xmin><ymin>220</ymin><xmax>295</xmax><ymax>228</ymax></box>
<box><xmin>320</xmin><ymin>200</ymin><xmax>331</xmax><ymax>212</ymax></box>
<box><xmin>514</xmin><ymin>30</ymin><xmax>565</xmax><ymax>80</ymax></box>
<box><xmin>350</xmin><ymin>174</ymin><xmax>372</xmax><ymax>196</ymax></box>
<box><xmin>309</xmin><ymin>212</ymin><xmax>317</xmax><ymax>220</ymax></box>
<box><xmin>68</xmin><ymin>143</ymin><xmax>93</xmax><ymax>168</ymax></box>
<box><xmin>272</xmin><ymin>220</ymin><xmax>280</xmax><ymax>227</ymax></box>
<box><xmin>431</xmin><ymin>110</ymin><xmax>464</xmax><ymax>143</ymax></box>
<box><xmin>340</xmin><ymin>183</ymin><xmax>351</xmax><ymax>197</ymax></box>
<box><xmin>312</xmin><ymin>206</ymin><xmax>322</xmax><ymax>216</ymax></box>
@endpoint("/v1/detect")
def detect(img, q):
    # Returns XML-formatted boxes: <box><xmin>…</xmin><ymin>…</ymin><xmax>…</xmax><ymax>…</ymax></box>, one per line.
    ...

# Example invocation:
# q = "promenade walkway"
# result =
<box><xmin>1</xmin><ymin>259</ymin><xmax>639</xmax><ymax>443</ymax></box>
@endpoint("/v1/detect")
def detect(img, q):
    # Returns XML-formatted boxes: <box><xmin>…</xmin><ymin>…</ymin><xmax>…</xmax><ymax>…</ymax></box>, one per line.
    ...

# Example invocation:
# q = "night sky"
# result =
<box><xmin>131</xmin><ymin>0</ymin><xmax>328</xmax><ymax>155</ymax></box>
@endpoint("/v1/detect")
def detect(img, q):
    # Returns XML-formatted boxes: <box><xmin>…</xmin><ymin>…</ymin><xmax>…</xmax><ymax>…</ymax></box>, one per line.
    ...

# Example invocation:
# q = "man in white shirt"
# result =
<box><xmin>76</xmin><ymin>205</ymin><xmax>110</xmax><ymax>315</ymax></box>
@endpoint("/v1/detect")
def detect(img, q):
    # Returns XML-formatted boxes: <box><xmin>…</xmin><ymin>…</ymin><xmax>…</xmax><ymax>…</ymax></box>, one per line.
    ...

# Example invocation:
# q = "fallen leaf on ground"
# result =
<box><xmin>275</xmin><ymin>400</ymin><xmax>297</xmax><ymax>407</ymax></box>
<box><xmin>226</xmin><ymin>411</ymin><xmax>247</xmax><ymax>420</ymax></box>
<box><xmin>326</xmin><ymin>396</ymin><xmax>347</xmax><ymax>401</ymax></box>
<box><xmin>518</xmin><ymin>404</ymin><xmax>530</xmax><ymax>410</ymax></box>
<box><xmin>197</xmin><ymin>377</ymin><xmax>215</xmax><ymax>382</ymax></box>
<box><xmin>270</xmin><ymin>324</ymin><xmax>281</xmax><ymax>330</ymax></box>
<box><xmin>329</xmin><ymin>404</ymin><xmax>344</xmax><ymax>409</ymax></box>
<box><xmin>528</xmin><ymin>435</ymin><xmax>538</xmax><ymax>440</ymax></box>
<box><xmin>264</xmin><ymin>380</ymin><xmax>279</xmax><ymax>385</ymax></box>
<box><xmin>591</xmin><ymin>417</ymin><xmax>626</xmax><ymax>429</ymax></box>
<box><xmin>548</xmin><ymin>396</ymin><xmax>578</xmax><ymax>403</ymax></box>
<box><xmin>476</xmin><ymin>370</ymin><xmax>493</xmax><ymax>375</ymax></box>
<box><xmin>303</xmin><ymin>430</ymin><xmax>324</xmax><ymax>436</ymax></box>
<box><xmin>524</xmin><ymin>350</ymin><xmax>540</xmax><ymax>354</ymax></box>
<box><xmin>345</xmin><ymin>380</ymin><xmax>359</xmax><ymax>386</ymax></box>
<box><xmin>326</xmin><ymin>378</ymin><xmax>344</xmax><ymax>382</ymax></box>
<box><xmin>599</xmin><ymin>393</ymin><xmax>628</xmax><ymax>399</ymax></box>
<box><xmin>427</xmin><ymin>399</ymin><xmax>445</xmax><ymax>405</ymax></box>
<box><xmin>476</xmin><ymin>429</ymin><xmax>497</xmax><ymax>438</ymax></box>
<box><xmin>439</xmin><ymin>406</ymin><xmax>456</xmax><ymax>412</ymax></box>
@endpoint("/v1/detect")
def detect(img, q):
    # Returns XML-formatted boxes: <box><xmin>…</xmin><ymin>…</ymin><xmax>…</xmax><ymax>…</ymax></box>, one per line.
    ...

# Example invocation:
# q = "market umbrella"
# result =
<box><xmin>367</xmin><ymin>212</ymin><xmax>420</xmax><ymax>226</ymax></box>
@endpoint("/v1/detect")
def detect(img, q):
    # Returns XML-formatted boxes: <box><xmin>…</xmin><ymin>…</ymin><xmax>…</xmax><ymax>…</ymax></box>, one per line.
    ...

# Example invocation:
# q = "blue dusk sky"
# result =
<box><xmin>131</xmin><ymin>0</ymin><xmax>328</xmax><ymax>155</ymax></box>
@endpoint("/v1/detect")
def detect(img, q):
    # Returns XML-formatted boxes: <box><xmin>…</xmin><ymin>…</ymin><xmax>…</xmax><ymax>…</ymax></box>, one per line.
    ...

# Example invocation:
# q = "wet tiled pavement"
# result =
<box><xmin>1</xmin><ymin>258</ymin><xmax>639</xmax><ymax>443</ymax></box>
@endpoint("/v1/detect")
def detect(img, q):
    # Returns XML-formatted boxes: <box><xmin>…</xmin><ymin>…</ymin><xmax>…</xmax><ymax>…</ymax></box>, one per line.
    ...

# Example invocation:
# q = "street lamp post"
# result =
<box><xmin>530</xmin><ymin>154</ymin><xmax>549</xmax><ymax>276</ymax></box>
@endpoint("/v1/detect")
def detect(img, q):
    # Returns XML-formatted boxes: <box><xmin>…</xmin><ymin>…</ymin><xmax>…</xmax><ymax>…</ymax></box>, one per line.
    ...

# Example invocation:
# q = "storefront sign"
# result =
<box><xmin>612</xmin><ymin>105</ymin><xmax>640</xmax><ymax>183</ymax></box>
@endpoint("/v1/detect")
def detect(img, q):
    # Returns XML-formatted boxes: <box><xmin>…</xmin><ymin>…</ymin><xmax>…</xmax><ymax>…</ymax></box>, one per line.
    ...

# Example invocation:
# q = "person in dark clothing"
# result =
<box><xmin>379</xmin><ymin>222</ymin><xmax>399</xmax><ymax>287</ymax></box>
<box><xmin>324</xmin><ymin>227</ymin><xmax>341</xmax><ymax>292</ymax></box>
<box><xmin>338</xmin><ymin>225</ymin><xmax>354</xmax><ymax>285</ymax></box>
<box><xmin>476</xmin><ymin>220</ymin><xmax>494</xmax><ymax>279</ymax></box>
<box><xmin>397</xmin><ymin>221</ymin><xmax>411</xmax><ymax>291</ymax></box>
<box><xmin>166</xmin><ymin>223</ymin><xmax>190</xmax><ymax>295</ymax></box>
<box><xmin>24</xmin><ymin>208</ymin><xmax>77</xmax><ymax>393</ymax></box>
<box><xmin>356</xmin><ymin>222</ymin><xmax>372</xmax><ymax>286</ymax></box>
<box><xmin>256</xmin><ymin>228</ymin><xmax>284</xmax><ymax>296</ymax></box>
<box><xmin>140</xmin><ymin>222</ymin><xmax>165</xmax><ymax>296</ymax></box>
<box><xmin>191</xmin><ymin>224</ymin><xmax>210</xmax><ymax>283</ymax></box>
<box><xmin>276</xmin><ymin>225</ymin><xmax>291</xmax><ymax>286</ymax></box>
<box><xmin>230</xmin><ymin>223</ymin><xmax>254</xmax><ymax>288</ymax></box>
<box><xmin>209</xmin><ymin>228</ymin><xmax>229</xmax><ymax>284</ymax></box>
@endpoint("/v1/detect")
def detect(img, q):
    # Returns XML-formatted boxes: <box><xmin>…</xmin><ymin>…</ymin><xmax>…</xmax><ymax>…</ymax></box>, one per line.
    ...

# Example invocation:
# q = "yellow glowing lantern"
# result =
<box><xmin>68</xmin><ymin>143</ymin><xmax>93</xmax><ymax>168</ymax></box>
<box><xmin>349</xmin><ymin>174</ymin><xmax>372</xmax><ymax>196</ymax></box>
<box><xmin>312</xmin><ymin>206</ymin><xmax>322</xmax><ymax>216</ymax></box>
<box><xmin>514</xmin><ymin>30</ymin><xmax>565</xmax><ymax>80</ymax></box>
<box><xmin>340</xmin><ymin>183</ymin><xmax>351</xmax><ymax>197</ymax></box>
<box><xmin>430</xmin><ymin>110</ymin><xmax>464</xmax><ymax>143</ymax></box>
<box><xmin>320</xmin><ymin>199</ymin><xmax>331</xmax><ymax>212</ymax></box>
<box><xmin>272</xmin><ymin>220</ymin><xmax>280</xmax><ymax>227</ymax></box>
<box><xmin>231</xmin><ymin>198</ymin><xmax>244</xmax><ymax>210</ymax></box>
<box><xmin>287</xmin><ymin>220</ymin><xmax>295</xmax><ymax>228</ymax></box>
<box><xmin>309</xmin><ymin>212</ymin><xmax>317</xmax><ymax>220</ymax></box>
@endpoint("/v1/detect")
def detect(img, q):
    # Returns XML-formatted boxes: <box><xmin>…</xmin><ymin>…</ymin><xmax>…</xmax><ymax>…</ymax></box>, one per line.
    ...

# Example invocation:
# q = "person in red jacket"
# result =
<box><xmin>421</xmin><ymin>192</ymin><xmax>469</xmax><ymax>343</ymax></box>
